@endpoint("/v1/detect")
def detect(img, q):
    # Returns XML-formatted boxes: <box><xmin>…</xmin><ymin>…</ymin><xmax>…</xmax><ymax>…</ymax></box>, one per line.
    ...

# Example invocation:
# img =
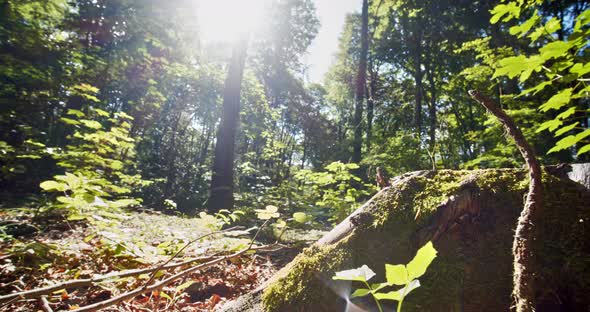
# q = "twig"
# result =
<box><xmin>469</xmin><ymin>90</ymin><xmax>542</xmax><ymax>312</ymax></box>
<box><xmin>39</xmin><ymin>296</ymin><xmax>53</xmax><ymax>312</ymax></box>
<box><xmin>0</xmin><ymin>227</ymin><xmax>243</xmax><ymax>304</ymax></box>
<box><xmin>142</xmin><ymin>226</ymin><xmax>242</xmax><ymax>288</ymax></box>
<box><xmin>248</xmin><ymin>219</ymin><xmax>270</xmax><ymax>250</ymax></box>
<box><xmin>70</xmin><ymin>243</ymin><xmax>280</xmax><ymax>312</ymax></box>
<box><xmin>0</xmin><ymin>254</ymin><xmax>217</xmax><ymax>303</ymax></box>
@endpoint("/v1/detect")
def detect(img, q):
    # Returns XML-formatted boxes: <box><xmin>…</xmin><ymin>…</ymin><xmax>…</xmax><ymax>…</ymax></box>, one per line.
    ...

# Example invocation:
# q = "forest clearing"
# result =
<box><xmin>1</xmin><ymin>0</ymin><xmax>589</xmax><ymax>311</ymax></box>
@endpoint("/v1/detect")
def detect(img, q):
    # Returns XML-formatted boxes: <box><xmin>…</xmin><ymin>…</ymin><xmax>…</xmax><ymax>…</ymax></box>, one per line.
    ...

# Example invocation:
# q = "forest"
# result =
<box><xmin>0</xmin><ymin>0</ymin><xmax>589</xmax><ymax>311</ymax></box>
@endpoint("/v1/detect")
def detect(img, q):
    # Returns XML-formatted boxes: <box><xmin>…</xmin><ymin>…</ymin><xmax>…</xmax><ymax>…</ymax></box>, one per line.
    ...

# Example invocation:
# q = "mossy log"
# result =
<box><xmin>220</xmin><ymin>166</ymin><xmax>590</xmax><ymax>312</ymax></box>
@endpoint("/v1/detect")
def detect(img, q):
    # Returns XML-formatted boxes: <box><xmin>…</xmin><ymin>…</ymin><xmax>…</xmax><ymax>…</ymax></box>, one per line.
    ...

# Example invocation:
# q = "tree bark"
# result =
<box><xmin>469</xmin><ymin>90</ymin><xmax>542</xmax><ymax>312</ymax></box>
<box><xmin>208</xmin><ymin>38</ymin><xmax>248</xmax><ymax>212</ymax></box>
<box><xmin>366</xmin><ymin>56</ymin><xmax>376</xmax><ymax>151</ymax></box>
<box><xmin>352</xmin><ymin>0</ymin><xmax>369</xmax><ymax>164</ymax></box>
<box><xmin>426</xmin><ymin>61</ymin><xmax>436</xmax><ymax>151</ymax></box>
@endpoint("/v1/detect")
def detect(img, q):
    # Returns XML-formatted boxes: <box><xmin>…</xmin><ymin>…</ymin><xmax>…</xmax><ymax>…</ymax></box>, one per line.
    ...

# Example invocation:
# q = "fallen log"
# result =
<box><xmin>219</xmin><ymin>165</ymin><xmax>590</xmax><ymax>312</ymax></box>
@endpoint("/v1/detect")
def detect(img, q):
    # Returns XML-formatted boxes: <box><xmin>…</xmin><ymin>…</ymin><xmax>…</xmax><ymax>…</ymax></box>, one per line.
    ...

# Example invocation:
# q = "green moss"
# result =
<box><xmin>261</xmin><ymin>169</ymin><xmax>590</xmax><ymax>311</ymax></box>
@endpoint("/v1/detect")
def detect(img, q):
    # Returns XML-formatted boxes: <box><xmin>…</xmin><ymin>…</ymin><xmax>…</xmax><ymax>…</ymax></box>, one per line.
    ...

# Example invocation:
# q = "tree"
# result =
<box><xmin>208</xmin><ymin>38</ymin><xmax>249</xmax><ymax>212</ymax></box>
<box><xmin>352</xmin><ymin>0</ymin><xmax>369</xmax><ymax>163</ymax></box>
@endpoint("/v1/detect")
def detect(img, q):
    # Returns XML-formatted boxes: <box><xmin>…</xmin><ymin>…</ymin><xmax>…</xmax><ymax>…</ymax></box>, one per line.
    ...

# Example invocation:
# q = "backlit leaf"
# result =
<box><xmin>350</xmin><ymin>288</ymin><xmax>371</xmax><ymax>298</ymax></box>
<box><xmin>555</xmin><ymin>122</ymin><xmax>579</xmax><ymax>137</ymax></box>
<box><xmin>540</xmin><ymin>88</ymin><xmax>572</xmax><ymax>112</ymax></box>
<box><xmin>407</xmin><ymin>241</ymin><xmax>437</xmax><ymax>280</ymax></box>
<box><xmin>385</xmin><ymin>264</ymin><xmax>408</xmax><ymax>286</ymax></box>
<box><xmin>539</xmin><ymin>41</ymin><xmax>571</xmax><ymax>61</ymax></box>
<box><xmin>333</xmin><ymin>265</ymin><xmax>376</xmax><ymax>282</ymax></box>
<box><xmin>578</xmin><ymin>144</ymin><xmax>590</xmax><ymax>155</ymax></box>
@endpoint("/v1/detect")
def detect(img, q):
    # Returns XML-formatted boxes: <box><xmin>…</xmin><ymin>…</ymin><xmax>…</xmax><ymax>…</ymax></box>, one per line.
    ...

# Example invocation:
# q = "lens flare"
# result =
<box><xmin>194</xmin><ymin>0</ymin><xmax>270</xmax><ymax>43</ymax></box>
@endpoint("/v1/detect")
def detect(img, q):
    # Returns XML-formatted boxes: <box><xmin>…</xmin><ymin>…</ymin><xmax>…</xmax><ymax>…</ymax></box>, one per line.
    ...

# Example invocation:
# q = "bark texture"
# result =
<box><xmin>469</xmin><ymin>90</ymin><xmax>542</xmax><ymax>312</ymax></box>
<box><xmin>352</xmin><ymin>0</ymin><xmax>369</xmax><ymax>163</ymax></box>
<box><xmin>208</xmin><ymin>38</ymin><xmax>248</xmax><ymax>212</ymax></box>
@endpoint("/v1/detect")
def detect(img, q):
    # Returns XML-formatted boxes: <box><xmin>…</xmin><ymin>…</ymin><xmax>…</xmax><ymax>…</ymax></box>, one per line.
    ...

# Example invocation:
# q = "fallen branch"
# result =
<box><xmin>70</xmin><ymin>242</ymin><xmax>283</xmax><ymax>312</ymax></box>
<box><xmin>0</xmin><ymin>227</ymin><xmax>243</xmax><ymax>304</ymax></box>
<box><xmin>142</xmin><ymin>226</ymin><xmax>243</xmax><ymax>287</ymax></box>
<box><xmin>39</xmin><ymin>296</ymin><xmax>53</xmax><ymax>312</ymax></box>
<box><xmin>469</xmin><ymin>90</ymin><xmax>542</xmax><ymax>312</ymax></box>
<box><xmin>0</xmin><ymin>254</ymin><xmax>218</xmax><ymax>303</ymax></box>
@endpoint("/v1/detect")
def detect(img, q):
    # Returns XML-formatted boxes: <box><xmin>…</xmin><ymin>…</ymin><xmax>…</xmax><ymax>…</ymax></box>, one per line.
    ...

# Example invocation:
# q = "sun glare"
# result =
<box><xmin>195</xmin><ymin>0</ymin><xmax>269</xmax><ymax>43</ymax></box>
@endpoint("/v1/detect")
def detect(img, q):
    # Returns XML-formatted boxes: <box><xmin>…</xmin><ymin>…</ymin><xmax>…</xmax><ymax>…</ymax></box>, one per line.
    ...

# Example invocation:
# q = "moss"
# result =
<box><xmin>262</xmin><ymin>169</ymin><xmax>590</xmax><ymax>311</ymax></box>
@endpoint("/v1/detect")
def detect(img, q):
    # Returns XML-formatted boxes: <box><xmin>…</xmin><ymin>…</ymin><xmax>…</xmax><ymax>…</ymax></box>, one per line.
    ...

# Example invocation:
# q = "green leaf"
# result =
<box><xmin>519</xmin><ymin>81</ymin><xmax>551</xmax><ymax>96</ymax></box>
<box><xmin>509</xmin><ymin>12</ymin><xmax>539</xmax><ymax>38</ymax></box>
<box><xmin>350</xmin><ymin>288</ymin><xmax>371</xmax><ymax>298</ymax></box>
<box><xmin>539</xmin><ymin>41</ymin><xmax>571</xmax><ymax>61</ymax></box>
<box><xmin>370</xmin><ymin>282</ymin><xmax>390</xmax><ymax>292</ymax></box>
<box><xmin>578</xmin><ymin>144</ymin><xmax>590</xmax><ymax>155</ymax></box>
<box><xmin>94</xmin><ymin>108</ymin><xmax>110</xmax><ymax>117</ymax></box>
<box><xmin>373</xmin><ymin>290</ymin><xmax>402</xmax><ymax>301</ymax></box>
<box><xmin>537</xmin><ymin>119</ymin><xmax>562</xmax><ymax>133</ymax></box>
<box><xmin>548</xmin><ymin>130</ymin><xmax>590</xmax><ymax>154</ymax></box>
<box><xmin>60</xmin><ymin>117</ymin><xmax>80</xmax><ymax>125</ymax></box>
<box><xmin>492</xmin><ymin>55</ymin><xmax>527</xmax><ymax>79</ymax></box>
<box><xmin>160</xmin><ymin>291</ymin><xmax>172</xmax><ymax>301</ymax></box>
<box><xmin>40</xmin><ymin>180</ymin><xmax>67</xmax><ymax>192</ymax></box>
<box><xmin>556</xmin><ymin>107</ymin><xmax>577</xmax><ymax>120</ymax></box>
<box><xmin>555</xmin><ymin>122</ymin><xmax>579</xmax><ymax>137</ymax></box>
<box><xmin>385</xmin><ymin>264</ymin><xmax>408</xmax><ymax>286</ymax></box>
<box><xmin>175</xmin><ymin>281</ymin><xmax>195</xmax><ymax>292</ymax></box>
<box><xmin>407</xmin><ymin>241</ymin><xmax>437</xmax><ymax>280</ymax></box>
<box><xmin>570</xmin><ymin>62</ymin><xmax>590</xmax><ymax>77</ymax></box>
<box><xmin>255</xmin><ymin>205</ymin><xmax>280</xmax><ymax>220</ymax></box>
<box><xmin>333</xmin><ymin>265</ymin><xmax>376</xmax><ymax>282</ymax></box>
<box><xmin>274</xmin><ymin>219</ymin><xmax>287</xmax><ymax>229</ymax></box>
<box><xmin>67</xmin><ymin>109</ymin><xmax>85</xmax><ymax>118</ymax></box>
<box><xmin>80</xmin><ymin>120</ymin><xmax>102</xmax><ymax>129</ymax></box>
<box><xmin>293</xmin><ymin>212</ymin><xmax>308</xmax><ymax>223</ymax></box>
<box><xmin>540</xmin><ymin>88</ymin><xmax>572</xmax><ymax>112</ymax></box>
<box><xmin>374</xmin><ymin>280</ymin><xmax>421</xmax><ymax>301</ymax></box>
<box><xmin>529</xmin><ymin>18</ymin><xmax>562</xmax><ymax>42</ymax></box>
<box><xmin>574</xmin><ymin>8</ymin><xmax>590</xmax><ymax>31</ymax></box>
<box><xmin>490</xmin><ymin>2</ymin><xmax>520</xmax><ymax>24</ymax></box>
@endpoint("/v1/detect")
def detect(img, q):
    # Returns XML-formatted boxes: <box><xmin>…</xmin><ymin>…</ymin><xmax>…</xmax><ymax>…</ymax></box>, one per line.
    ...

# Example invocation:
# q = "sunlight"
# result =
<box><xmin>195</xmin><ymin>0</ymin><xmax>270</xmax><ymax>43</ymax></box>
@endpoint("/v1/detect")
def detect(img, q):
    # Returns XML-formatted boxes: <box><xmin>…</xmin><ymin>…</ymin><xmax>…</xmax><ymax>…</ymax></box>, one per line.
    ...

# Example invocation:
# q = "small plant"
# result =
<box><xmin>295</xmin><ymin>161</ymin><xmax>376</xmax><ymax>223</ymax></box>
<box><xmin>333</xmin><ymin>241</ymin><xmax>437</xmax><ymax>312</ymax></box>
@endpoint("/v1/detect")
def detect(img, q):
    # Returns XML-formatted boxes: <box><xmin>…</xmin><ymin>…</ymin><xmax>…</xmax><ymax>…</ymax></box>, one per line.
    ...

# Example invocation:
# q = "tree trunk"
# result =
<box><xmin>426</xmin><ymin>61</ymin><xmax>436</xmax><ymax>151</ymax></box>
<box><xmin>208</xmin><ymin>38</ymin><xmax>248</xmax><ymax>212</ymax></box>
<box><xmin>352</xmin><ymin>0</ymin><xmax>369</xmax><ymax>164</ymax></box>
<box><xmin>413</xmin><ymin>42</ymin><xmax>423</xmax><ymax>137</ymax></box>
<box><xmin>366</xmin><ymin>56</ymin><xmax>376</xmax><ymax>151</ymax></box>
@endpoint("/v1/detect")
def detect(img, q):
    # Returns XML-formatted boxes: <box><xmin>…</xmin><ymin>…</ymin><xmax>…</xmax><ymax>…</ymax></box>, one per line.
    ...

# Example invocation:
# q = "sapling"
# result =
<box><xmin>333</xmin><ymin>241</ymin><xmax>437</xmax><ymax>312</ymax></box>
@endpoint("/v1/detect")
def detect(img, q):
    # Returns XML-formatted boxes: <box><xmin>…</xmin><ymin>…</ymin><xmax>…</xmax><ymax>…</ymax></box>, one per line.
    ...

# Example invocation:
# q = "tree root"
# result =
<box><xmin>469</xmin><ymin>90</ymin><xmax>542</xmax><ymax>312</ymax></box>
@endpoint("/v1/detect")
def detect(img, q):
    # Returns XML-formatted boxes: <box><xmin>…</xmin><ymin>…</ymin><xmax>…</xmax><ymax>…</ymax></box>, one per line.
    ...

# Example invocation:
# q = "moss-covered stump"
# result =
<box><xmin>221</xmin><ymin>168</ymin><xmax>590</xmax><ymax>312</ymax></box>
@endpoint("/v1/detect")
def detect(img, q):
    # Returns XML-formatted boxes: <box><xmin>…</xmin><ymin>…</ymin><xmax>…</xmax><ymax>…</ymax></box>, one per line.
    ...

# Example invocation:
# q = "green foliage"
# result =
<box><xmin>333</xmin><ymin>242</ymin><xmax>438</xmax><ymax>312</ymax></box>
<box><xmin>490</xmin><ymin>1</ymin><xmax>590</xmax><ymax>156</ymax></box>
<box><xmin>295</xmin><ymin>161</ymin><xmax>376</xmax><ymax>223</ymax></box>
<box><xmin>39</xmin><ymin>105</ymin><xmax>147</xmax><ymax>221</ymax></box>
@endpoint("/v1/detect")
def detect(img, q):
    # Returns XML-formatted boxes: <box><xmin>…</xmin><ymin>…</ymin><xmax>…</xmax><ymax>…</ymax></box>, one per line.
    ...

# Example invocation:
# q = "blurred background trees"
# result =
<box><xmin>0</xmin><ymin>0</ymin><xmax>588</xmax><ymax>222</ymax></box>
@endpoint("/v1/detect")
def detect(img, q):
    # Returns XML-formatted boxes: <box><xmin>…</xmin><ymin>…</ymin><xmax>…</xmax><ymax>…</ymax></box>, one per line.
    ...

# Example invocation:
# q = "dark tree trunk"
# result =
<box><xmin>208</xmin><ymin>38</ymin><xmax>248</xmax><ymax>212</ymax></box>
<box><xmin>413</xmin><ymin>39</ymin><xmax>423</xmax><ymax>137</ymax></box>
<box><xmin>352</xmin><ymin>0</ymin><xmax>369</xmax><ymax>164</ymax></box>
<box><xmin>426</xmin><ymin>61</ymin><xmax>437</xmax><ymax>151</ymax></box>
<box><xmin>366</xmin><ymin>56</ymin><xmax>376</xmax><ymax>151</ymax></box>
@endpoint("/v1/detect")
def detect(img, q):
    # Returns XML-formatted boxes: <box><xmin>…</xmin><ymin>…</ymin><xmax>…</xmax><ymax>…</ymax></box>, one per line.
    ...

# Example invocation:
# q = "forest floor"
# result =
<box><xmin>0</xmin><ymin>209</ymin><xmax>326</xmax><ymax>311</ymax></box>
